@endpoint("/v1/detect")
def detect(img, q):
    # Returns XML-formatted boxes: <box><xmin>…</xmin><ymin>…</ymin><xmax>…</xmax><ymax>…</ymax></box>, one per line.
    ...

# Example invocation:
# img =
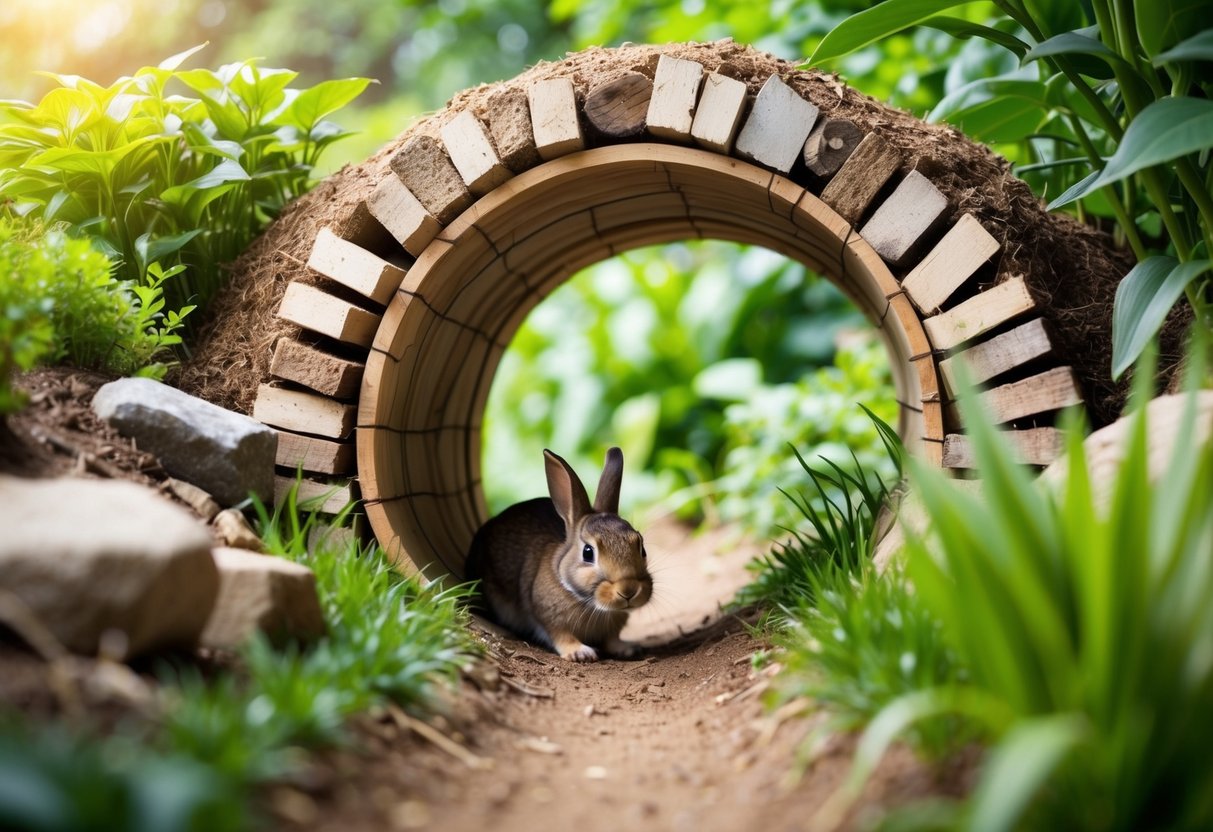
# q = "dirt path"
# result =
<box><xmin>269</xmin><ymin>521</ymin><xmax>966</xmax><ymax>832</ymax></box>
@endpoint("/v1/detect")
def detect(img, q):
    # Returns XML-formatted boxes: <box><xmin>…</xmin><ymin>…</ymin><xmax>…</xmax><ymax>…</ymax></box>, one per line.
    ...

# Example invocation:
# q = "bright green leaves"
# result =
<box><xmin>1112</xmin><ymin>257</ymin><xmax>1212</xmax><ymax>379</ymax></box>
<box><xmin>809</xmin><ymin>0</ymin><xmax>976</xmax><ymax>66</ymax></box>
<box><xmin>929</xmin><ymin>77</ymin><xmax>1049</xmax><ymax>144</ymax></box>
<box><xmin>284</xmin><ymin>77</ymin><xmax>375</xmax><ymax>134</ymax></box>
<box><xmin>1135</xmin><ymin>0</ymin><xmax>1210</xmax><ymax>58</ymax></box>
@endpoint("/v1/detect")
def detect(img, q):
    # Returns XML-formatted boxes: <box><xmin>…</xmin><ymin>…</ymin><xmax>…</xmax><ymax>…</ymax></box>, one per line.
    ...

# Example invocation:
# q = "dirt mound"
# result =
<box><xmin>177</xmin><ymin>39</ymin><xmax>1179</xmax><ymax>428</ymax></box>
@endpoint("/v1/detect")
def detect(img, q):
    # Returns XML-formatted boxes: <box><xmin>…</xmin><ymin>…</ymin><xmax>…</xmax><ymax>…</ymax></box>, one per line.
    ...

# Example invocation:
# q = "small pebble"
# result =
<box><xmin>584</xmin><ymin>765</ymin><xmax>608</xmax><ymax>780</ymax></box>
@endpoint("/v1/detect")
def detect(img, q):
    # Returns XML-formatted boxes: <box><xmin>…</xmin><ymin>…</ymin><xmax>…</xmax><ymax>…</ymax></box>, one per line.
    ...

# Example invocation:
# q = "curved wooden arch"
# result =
<box><xmin>242</xmin><ymin>47</ymin><xmax>1082</xmax><ymax>578</ymax></box>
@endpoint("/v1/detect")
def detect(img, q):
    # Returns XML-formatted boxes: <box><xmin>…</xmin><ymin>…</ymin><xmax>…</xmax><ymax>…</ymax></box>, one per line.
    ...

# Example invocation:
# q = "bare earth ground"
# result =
<box><xmin>0</xmin><ymin>369</ymin><xmax>972</xmax><ymax>831</ymax></box>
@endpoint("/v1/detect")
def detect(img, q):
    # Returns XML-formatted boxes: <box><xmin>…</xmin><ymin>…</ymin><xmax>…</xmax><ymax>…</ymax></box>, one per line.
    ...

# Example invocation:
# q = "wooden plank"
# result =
<box><xmin>269</xmin><ymin>337</ymin><xmax>364</xmax><ymax>399</ymax></box>
<box><xmin>306</xmin><ymin>227</ymin><xmax>405</xmax><ymax>305</ymax></box>
<box><xmin>860</xmin><ymin>170</ymin><xmax>948</xmax><ymax>265</ymax></box>
<box><xmin>276</xmin><ymin>431</ymin><xmax>356</xmax><ymax>475</ymax></box>
<box><xmin>253</xmin><ymin>384</ymin><xmax>356</xmax><ymax>439</ymax></box>
<box><xmin>388</xmin><ymin>135</ymin><xmax>471</xmax><ymax>225</ymax></box>
<box><xmin>486</xmin><ymin>87</ymin><xmax>541</xmax><ymax>172</ymax></box>
<box><xmin>690</xmin><ymin>71</ymin><xmax>748</xmax><ymax>153</ymax></box>
<box><xmin>277</xmin><ymin>281</ymin><xmax>380</xmax><ymax>348</ymax></box>
<box><xmin>528</xmin><ymin>78</ymin><xmax>585</xmax><ymax>161</ymax></box>
<box><xmin>802</xmin><ymin>118</ymin><xmax>862</xmax><ymax>178</ymax></box>
<box><xmin>647</xmin><ymin>55</ymin><xmax>703</xmax><ymax>142</ymax></box>
<box><xmin>274</xmin><ymin>475</ymin><xmax>356</xmax><ymax>515</ymax></box>
<box><xmin>819</xmin><ymin>132</ymin><xmax>902</xmax><ymax>225</ymax></box>
<box><xmin>902</xmin><ymin>214</ymin><xmax>1000</xmax><ymax>314</ymax></box>
<box><xmin>734</xmin><ymin>75</ymin><xmax>819</xmax><ymax>174</ymax></box>
<box><xmin>441</xmin><ymin>110</ymin><xmax>512</xmax><ymax>195</ymax></box>
<box><xmin>366</xmin><ymin>175</ymin><xmax>441</xmax><ymax>257</ymax></box>
<box><xmin>584</xmin><ymin>72</ymin><xmax>652</xmax><ymax>139</ymax></box>
<box><xmin>938</xmin><ymin>318</ymin><xmax>1053</xmax><ymax>397</ymax></box>
<box><xmin>942</xmin><ymin>428</ymin><xmax>1065</xmax><ymax>468</ymax></box>
<box><xmin>979</xmin><ymin>367</ymin><xmax>1082</xmax><ymax>424</ymax></box>
<box><xmin>923</xmin><ymin>275</ymin><xmax>1036</xmax><ymax>351</ymax></box>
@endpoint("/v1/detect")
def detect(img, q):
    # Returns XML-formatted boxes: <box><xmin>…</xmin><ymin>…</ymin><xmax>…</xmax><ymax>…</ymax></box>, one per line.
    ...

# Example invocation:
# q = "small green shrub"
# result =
<box><xmin>0</xmin><ymin>223</ymin><xmax>55</xmax><ymax>414</ymax></box>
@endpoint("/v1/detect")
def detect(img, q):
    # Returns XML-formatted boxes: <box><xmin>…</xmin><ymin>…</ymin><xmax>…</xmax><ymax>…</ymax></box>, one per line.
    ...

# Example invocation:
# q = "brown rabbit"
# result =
<box><xmin>465</xmin><ymin>447</ymin><xmax>652</xmax><ymax>662</ymax></box>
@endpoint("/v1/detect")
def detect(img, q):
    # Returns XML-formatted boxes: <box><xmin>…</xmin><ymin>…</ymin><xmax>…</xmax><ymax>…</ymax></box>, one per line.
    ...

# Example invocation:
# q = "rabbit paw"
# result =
<box><xmin>555</xmin><ymin>638</ymin><xmax>599</xmax><ymax>662</ymax></box>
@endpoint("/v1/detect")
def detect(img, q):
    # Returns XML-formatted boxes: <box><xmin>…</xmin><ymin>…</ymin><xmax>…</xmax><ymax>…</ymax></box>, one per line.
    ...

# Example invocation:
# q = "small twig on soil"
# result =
<box><xmin>29</xmin><ymin>424</ymin><xmax>128</xmax><ymax>480</ymax></box>
<box><xmin>500</xmin><ymin>675</ymin><xmax>555</xmax><ymax>699</ymax></box>
<box><xmin>510</xmin><ymin>652</ymin><xmax>551</xmax><ymax>666</ymax></box>
<box><xmin>386</xmin><ymin>703</ymin><xmax>494</xmax><ymax>770</ymax></box>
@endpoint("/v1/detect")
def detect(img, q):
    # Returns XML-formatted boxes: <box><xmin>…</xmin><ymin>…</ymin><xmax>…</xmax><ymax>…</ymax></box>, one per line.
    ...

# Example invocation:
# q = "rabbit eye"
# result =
<box><xmin>582</xmin><ymin>544</ymin><xmax>595</xmax><ymax>563</ymax></box>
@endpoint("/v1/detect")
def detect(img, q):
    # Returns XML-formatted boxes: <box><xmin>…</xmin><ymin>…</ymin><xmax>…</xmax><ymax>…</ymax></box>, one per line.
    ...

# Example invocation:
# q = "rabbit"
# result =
<box><xmin>464</xmin><ymin>447</ymin><xmax>652</xmax><ymax>662</ymax></box>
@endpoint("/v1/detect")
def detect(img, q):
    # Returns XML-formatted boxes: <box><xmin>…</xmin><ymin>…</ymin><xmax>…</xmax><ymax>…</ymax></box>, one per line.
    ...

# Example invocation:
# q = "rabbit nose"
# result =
<box><xmin>617</xmin><ymin>582</ymin><xmax>642</xmax><ymax>601</ymax></box>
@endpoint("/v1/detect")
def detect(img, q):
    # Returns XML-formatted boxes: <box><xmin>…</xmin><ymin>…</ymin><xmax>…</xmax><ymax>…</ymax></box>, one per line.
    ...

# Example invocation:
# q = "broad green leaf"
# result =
<box><xmin>160</xmin><ymin>157</ymin><xmax>249</xmax><ymax>200</ymax></box>
<box><xmin>157</xmin><ymin>43</ymin><xmax>209</xmax><ymax>72</ymax></box>
<box><xmin>968</xmin><ymin>716</ymin><xmax>1087</xmax><ymax>832</ymax></box>
<box><xmin>28</xmin><ymin>138</ymin><xmax>162</xmax><ymax>178</ymax></box>
<box><xmin>1094</xmin><ymin>97</ymin><xmax>1213</xmax><ymax>189</ymax></box>
<box><xmin>284</xmin><ymin>78</ymin><xmax>374</xmax><ymax>132</ymax></box>
<box><xmin>1136</xmin><ymin>0</ymin><xmax>1209</xmax><ymax>57</ymax></box>
<box><xmin>1022</xmin><ymin>26</ymin><xmax>1125</xmax><ymax>76</ymax></box>
<box><xmin>1112</xmin><ymin>257</ymin><xmax>1211</xmax><ymax>379</ymax></box>
<box><xmin>230</xmin><ymin>64</ymin><xmax>297</xmax><ymax>120</ymax></box>
<box><xmin>920</xmin><ymin>16</ymin><xmax>1031</xmax><ymax>57</ymax></box>
<box><xmin>808</xmin><ymin>0</ymin><xmax>976</xmax><ymax>66</ymax></box>
<box><xmin>1046</xmin><ymin>169</ymin><xmax>1100</xmax><ymax>210</ymax></box>
<box><xmin>134</xmin><ymin>230</ymin><xmax>203</xmax><ymax>273</ymax></box>
<box><xmin>929</xmin><ymin>78</ymin><xmax>1048</xmax><ymax>143</ymax></box>
<box><xmin>1152</xmin><ymin>29</ymin><xmax>1213</xmax><ymax>64</ymax></box>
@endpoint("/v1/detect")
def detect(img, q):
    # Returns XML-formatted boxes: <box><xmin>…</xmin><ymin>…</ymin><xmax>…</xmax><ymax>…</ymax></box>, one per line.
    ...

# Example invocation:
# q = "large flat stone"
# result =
<box><xmin>92</xmin><ymin>377</ymin><xmax>277</xmax><ymax>507</ymax></box>
<box><xmin>0</xmin><ymin>475</ymin><xmax>218</xmax><ymax>658</ymax></box>
<box><xmin>201</xmin><ymin>548</ymin><xmax>326</xmax><ymax>648</ymax></box>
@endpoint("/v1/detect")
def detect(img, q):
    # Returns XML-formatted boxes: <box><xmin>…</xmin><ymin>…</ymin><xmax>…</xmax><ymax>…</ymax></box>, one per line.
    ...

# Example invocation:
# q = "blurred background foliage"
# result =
<box><xmin>0</xmin><ymin>0</ymin><xmax>1023</xmax><ymax>534</ymax></box>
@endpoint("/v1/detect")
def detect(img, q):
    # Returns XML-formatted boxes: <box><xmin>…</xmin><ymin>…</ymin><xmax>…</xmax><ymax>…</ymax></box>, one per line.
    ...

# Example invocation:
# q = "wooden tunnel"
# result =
<box><xmin>241</xmin><ymin>48</ymin><xmax>1083</xmax><ymax>579</ymax></box>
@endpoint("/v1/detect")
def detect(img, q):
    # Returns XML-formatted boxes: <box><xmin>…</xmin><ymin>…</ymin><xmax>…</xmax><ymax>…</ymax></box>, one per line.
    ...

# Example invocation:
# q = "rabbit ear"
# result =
<box><xmin>544</xmin><ymin>449</ymin><xmax>591</xmax><ymax>531</ymax></box>
<box><xmin>593</xmin><ymin>447</ymin><xmax>624</xmax><ymax>514</ymax></box>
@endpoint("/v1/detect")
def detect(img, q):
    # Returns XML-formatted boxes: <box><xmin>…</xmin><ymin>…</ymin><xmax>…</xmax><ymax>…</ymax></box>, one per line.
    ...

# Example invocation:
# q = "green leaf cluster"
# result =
<box><xmin>810</xmin><ymin>0</ymin><xmax>1213</xmax><ymax>380</ymax></box>
<box><xmin>0</xmin><ymin>45</ymin><xmax>370</xmax><ymax>314</ymax></box>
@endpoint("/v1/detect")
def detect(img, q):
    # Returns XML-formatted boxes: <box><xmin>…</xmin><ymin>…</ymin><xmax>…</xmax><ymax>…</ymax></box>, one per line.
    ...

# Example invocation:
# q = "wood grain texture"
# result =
<box><xmin>923</xmin><ymin>275</ymin><xmax>1036</xmax><ymax>351</ymax></box>
<box><xmin>276</xmin><ymin>281</ymin><xmax>380</xmax><ymax>348</ymax></box>
<box><xmin>366</xmin><ymin>175</ymin><xmax>441</xmax><ymax>257</ymax></box>
<box><xmin>486</xmin><ymin>87</ymin><xmax>541</xmax><ymax>171</ymax></box>
<box><xmin>254</xmin><ymin>384</ymin><xmax>356</xmax><ymax>439</ymax></box>
<box><xmin>528</xmin><ymin>78</ymin><xmax>585</xmax><ymax>160</ymax></box>
<box><xmin>938</xmin><ymin>317</ymin><xmax>1053</xmax><ymax>396</ymax></box>
<box><xmin>819</xmin><ymin>132</ymin><xmax>901</xmax><ymax>225</ymax></box>
<box><xmin>388</xmin><ymin>135</ymin><xmax>471</xmax><ymax>224</ymax></box>
<box><xmin>979</xmin><ymin>366</ymin><xmax>1082</xmax><ymax>424</ymax></box>
<box><xmin>306</xmin><ymin>227</ymin><xmax>405</xmax><ymax>305</ymax></box>
<box><xmin>584</xmin><ymin>72</ymin><xmax>652</xmax><ymax>139</ymax></box>
<box><xmin>647</xmin><ymin>55</ymin><xmax>703</xmax><ymax>141</ymax></box>
<box><xmin>860</xmin><ymin>170</ymin><xmax>948</xmax><ymax>265</ymax></box>
<box><xmin>902</xmin><ymin>214</ymin><xmax>1000</xmax><ymax>314</ymax></box>
<box><xmin>802</xmin><ymin>118</ymin><xmax>862</xmax><ymax>178</ymax></box>
<box><xmin>276</xmin><ymin>431</ymin><xmax>356</xmax><ymax>475</ymax></box>
<box><xmin>441</xmin><ymin>110</ymin><xmax>512</xmax><ymax>195</ymax></box>
<box><xmin>269</xmin><ymin>337</ymin><xmax>364</xmax><ymax>399</ymax></box>
<box><xmin>690</xmin><ymin>72</ymin><xmax>747</xmax><ymax>153</ymax></box>
<box><xmin>734</xmin><ymin>75</ymin><xmax>819</xmax><ymax>174</ymax></box>
<box><xmin>942</xmin><ymin>427</ymin><xmax>1064</xmax><ymax>468</ymax></box>
<box><xmin>274</xmin><ymin>475</ymin><xmax>356</xmax><ymax>515</ymax></box>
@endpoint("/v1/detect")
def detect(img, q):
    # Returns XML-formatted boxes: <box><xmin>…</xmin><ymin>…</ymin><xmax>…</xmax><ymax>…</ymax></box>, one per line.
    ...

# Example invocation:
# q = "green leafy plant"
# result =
<box><xmin>811</xmin><ymin>1</ymin><xmax>1213</xmax><ymax>380</ymax></box>
<box><xmin>0</xmin><ymin>222</ymin><xmax>55</xmax><ymax>414</ymax></box>
<box><xmin>0</xmin><ymin>45</ymin><xmax>371</xmax><ymax>313</ymax></box>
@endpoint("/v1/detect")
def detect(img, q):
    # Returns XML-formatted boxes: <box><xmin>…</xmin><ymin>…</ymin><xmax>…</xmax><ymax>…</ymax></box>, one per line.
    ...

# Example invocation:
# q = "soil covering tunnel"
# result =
<box><xmin>180</xmin><ymin>39</ymin><xmax>1146</xmax><ymax>579</ymax></box>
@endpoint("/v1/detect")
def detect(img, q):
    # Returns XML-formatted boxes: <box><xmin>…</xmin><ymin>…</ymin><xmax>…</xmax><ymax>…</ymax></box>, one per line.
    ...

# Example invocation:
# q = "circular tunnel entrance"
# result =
<box><xmin>357</xmin><ymin>144</ymin><xmax>937</xmax><ymax>578</ymax></box>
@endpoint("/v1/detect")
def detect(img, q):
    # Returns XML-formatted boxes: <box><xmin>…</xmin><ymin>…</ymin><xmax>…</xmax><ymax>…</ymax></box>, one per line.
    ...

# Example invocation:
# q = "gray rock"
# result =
<box><xmin>92</xmin><ymin>378</ymin><xmax>277</xmax><ymax>506</ymax></box>
<box><xmin>0</xmin><ymin>475</ymin><xmax>219</xmax><ymax>658</ymax></box>
<box><xmin>201</xmin><ymin>548</ymin><xmax>326</xmax><ymax>648</ymax></box>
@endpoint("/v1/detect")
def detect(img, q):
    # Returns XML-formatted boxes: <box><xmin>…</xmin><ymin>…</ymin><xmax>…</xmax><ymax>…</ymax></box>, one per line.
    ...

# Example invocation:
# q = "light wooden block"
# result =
<box><xmin>938</xmin><ymin>318</ymin><xmax>1053</xmax><ymax>397</ymax></box>
<box><xmin>902</xmin><ymin>214</ymin><xmax>1000</xmax><ymax>314</ymax></box>
<box><xmin>923</xmin><ymin>275</ymin><xmax>1036</xmax><ymax>351</ymax></box>
<box><xmin>306</xmin><ymin>227</ymin><xmax>405</xmax><ymax>305</ymax></box>
<box><xmin>942</xmin><ymin>428</ymin><xmax>1064</xmax><ymax>468</ymax></box>
<box><xmin>486</xmin><ymin>87</ymin><xmax>540</xmax><ymax>171</ymax></box>
<box><xmin>979</xmin><ymin>367</ymin><xmax>1082</xmax><ymax>424</ymax></box>
<box><xmin>860</xmin><ymin>170</ymin><xmax>948</xmax><ymax>265</ymax></box>
<box><xmin>820</xmin><ymin>132</ymin><xmax>902</xmax><ymax>225</ymax></box>
<box><xmin>691</xmin><ymin>72</ymin><xmax>748</xmax><ymax>153</ymax></box>
<box><xmin>253</xmin><ymin>384</ymin><xmax>355</xmax><ymax>439</ymax></box>
<box><xmin>274</xmin><ymin>476</ymin><xmax>356</xmax><ymax>515</ymax></box>
<box><xmin>734</xmin><ymin>75</ymin><xmax>819</xmax><ymax>174</ymax></box>
<box><xmin>528</xmin><ymin>78</ymin><xmax>584</xmax><ymax>161</ymax></box>
<box><xmin>388</xmin><ymin>135</ymin><xmax>471</xmax><ymax>225</ymax></box>
<box><xmin>277</xmin><ymin>282</ymin><xmax>380</xmax><ymax>348</ymax></box>
<box><xmin>366</xmin><ymin>175</ymin><xmax>440</xmax><ymax>257</ymax></box>
<box><xmin>276</xmin><ymin>430</ymin><xmax>356</xmax><ymax>475</ymax></box>
<box><xmin>647</xmin><ymin>55</ymin><xmax>703</xmax><ymax>142</ymax></box>
<box><xmin>269</xmin><ymin>338</ymin><xmax>364</xmax><ymax>399</ymax></box>
<box><xmin>441</xmin><ymin>110</ymin><xmax>512</xmax><ymax>195</ymax></box>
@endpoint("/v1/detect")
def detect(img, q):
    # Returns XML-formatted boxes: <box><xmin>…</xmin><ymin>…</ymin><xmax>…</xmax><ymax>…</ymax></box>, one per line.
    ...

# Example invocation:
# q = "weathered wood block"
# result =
<box><xmin>734</xmin><ymin>75</ymin><xmax>819</xmax><ymax>174</ymax></box>
<box><xmin>942</xmin><ymin>427</ymin><xmax>1065</xmax><ymax>468</ymax></box>
<box><xmin>527</xmin><ymin>78</ymin><xmax>585</xmax><ymax>161</ymax></box>
<box><xmin>388</xmin><ymin>135</ymin><xmax>471</xmax><ymax>225</ymax></box>
<box><xmin>860</xmin><ymin>170</ymin><xmax>948</xmax><ymax>265</ymax></box>
<box><xmin>486</xmin><ymin>87</ymin><xmax>541</xmax><ymax>172</ymax></box>
<box><xmin>820</xmin><ymin>132</ymin><xmax>902</xmax><ymax>225</ymax></box>
<box><xmin>277</xmin><ymin>281</ymin><xmax>380</xmax><ymax>348</ymax></box>
<box><xmin>441</xmin><ymin>110</ymin><xmax>512</xmax><ymax>195</ymax></box>
<box><xmin>585</xmin><ymin>72</ymin><xmax>652</xmax><ymax>139</ymax></box>
<box><xmin>253</xmin><ymin>384</ymin><xmax>356</xmax><ymax>439</ymax></box>
<box><xmin>366</xmin><ymin>175</ymin><xmax>440</xmax><ymax>257</ymax></box>
<box><xmin>647</xmin><ymin>55</ymin><xmax>703</xmax><ymax>142</ymax></box>
<box><xmin>938</xmin><ymin>318</ymin><xmax>1053</xmax><ymax>397</ymax></box>
<box><xmin>274</xmin><ymin>475</ymin><xmax>356</xmax><ymax>515</ymax></box>
<box><xmin>276</xmin><ymin>430</ymin><xmax>356</xmax><ymax>475</ymax></box>
<box><xmin>979</xmin><ymin>367</ymin><xmax>1082</xmax><ymax>424</ymax></box>
<box><xmin>690</xmin><ymin>72</ymin><xmax>748</xmax><ymax>153</ymax></box>
<box><xmin>307</xmin><ymin>227</ymin><xmax>405</xmax><ymax>305</ymax></box>
<box><xmin>803</xmin><ymin>118</ymin><xmax>862</xmax><ymax>178</ymax></box>
<box><xmin>902</xmin><ymin>214</ymin><xmax>1000</xmax><ymax>314</ymax></box>
<box><xmin>923</xmin><ymin>275</ymin><xmax>1036</xmax><ymax>351</ymax></box>
<box><xmin>269</xmin><ymin>338</ymin><xmax>364</xmax><ymax>399</ymax></box>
